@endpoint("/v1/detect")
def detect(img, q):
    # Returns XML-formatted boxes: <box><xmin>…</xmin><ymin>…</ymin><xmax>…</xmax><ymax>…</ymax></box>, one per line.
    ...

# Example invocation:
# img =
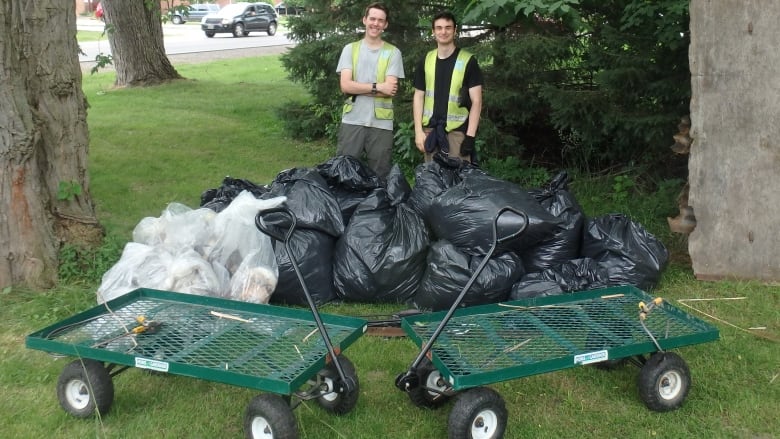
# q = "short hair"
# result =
<box><xmin>432</xmin><ymin>10</ymin><xmax>457</xmax><ymax>28</ymax></box>
<box><xmin>365</xmin><ymin>2</ymin><xmax>389</xmax><ymax>21</ymax></box>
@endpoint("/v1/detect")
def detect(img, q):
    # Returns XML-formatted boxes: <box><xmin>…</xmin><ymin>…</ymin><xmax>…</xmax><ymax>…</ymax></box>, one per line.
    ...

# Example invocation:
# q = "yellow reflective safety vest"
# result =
<box><xmin>422</xmin><ymin>49</ymin><xmax>473</xmax><ymax>132</ymax></box>
<box><xmin>342</xmin><ymin>41</ymin><xmax>396</xmax><ymax>120</ymax></box>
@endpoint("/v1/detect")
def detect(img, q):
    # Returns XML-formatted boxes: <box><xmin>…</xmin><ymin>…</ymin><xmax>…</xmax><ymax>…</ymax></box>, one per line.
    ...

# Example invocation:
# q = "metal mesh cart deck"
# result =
<box><xmin>398</xmin><ymin>285</ymin><xmax>719</xmax><ymax>439</ymax></box>
<box><xmin>26</xmin><ymin>288</ymin><xmax>366</xmax><ymax>437</ymax></box>
<box><xmin>402</xmin><ymin>285</ymin><xmax>718</xmax><ymax>390</ymax></box>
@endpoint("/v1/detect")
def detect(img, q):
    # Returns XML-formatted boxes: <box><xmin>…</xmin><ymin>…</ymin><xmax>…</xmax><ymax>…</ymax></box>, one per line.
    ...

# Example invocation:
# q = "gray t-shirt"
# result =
<box><xmin>336</xmin><ymin>40</ymin><xmax>404</xmax><ymax>130</ymax></box>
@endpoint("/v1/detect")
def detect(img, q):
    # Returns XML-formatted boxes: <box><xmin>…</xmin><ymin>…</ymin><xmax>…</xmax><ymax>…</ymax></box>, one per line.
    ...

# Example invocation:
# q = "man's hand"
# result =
<box><xmin>378</xmin><ymin>81</ymin><xmax>398</xmax><ymax>97</ymax></box>
<box><xmin>415</xmin><ymin>130</ymin><xmax>427</xmax><ymax>153</ymax></box>
<box><xmin>461</xmin><ymin>135</ymin><xmax>476</xmax><ymax>156</ymax></box>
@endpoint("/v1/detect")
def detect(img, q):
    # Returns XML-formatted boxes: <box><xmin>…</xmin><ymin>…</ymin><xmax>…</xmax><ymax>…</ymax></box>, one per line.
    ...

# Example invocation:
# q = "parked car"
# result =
<box><xmin>201</xmin><ymin>2</ymin><xmax>278</xmax><ymax>38</ymax></box>
<box><xmin>275</xmin><ymin>3</ymin><xmax>304</xmax><ymax>15</ymax></box>
<box><xmin>169</xmin><ymin>3</ymin><xmax>220</xmax><ymax>25</ymax></box>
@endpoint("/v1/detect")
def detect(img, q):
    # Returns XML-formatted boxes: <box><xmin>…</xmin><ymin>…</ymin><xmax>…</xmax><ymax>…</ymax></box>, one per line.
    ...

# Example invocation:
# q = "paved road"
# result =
<box><xmin>77</xmin><ymin>17</ymin><xmax>295</xmax><ymax>68</ymax></box>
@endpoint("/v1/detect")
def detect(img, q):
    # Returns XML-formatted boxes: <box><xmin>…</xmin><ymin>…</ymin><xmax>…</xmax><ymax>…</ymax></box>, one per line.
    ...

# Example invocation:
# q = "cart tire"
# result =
<box><xmin>637</xmin><ymin>352</ymin><xmax>691</xmax><ymax>412</ymax></box>
<box><xmin>56</xmin><ymin>359</ymin><xmax>114</xmax><ymax>418</ymax></box>
<box><xmin>593</xmin><ymin>358</ymin><xmax>628</xmax><ymax>371</ymax></box>
<box><xmin>244</xmin><ymin>394</ymin><xmax>298</xmax><ymax>439</ymax></box>
<box><xmin>314</xmin><ymin>354</ymin><xmax>359</xmax><ymax>415</ymax></box>
<box><xmin>408</xmin><ymin>357</ymin><xmax>451</xmax><ymax>409</ymax></box>
<box><xmin>447</xmin><ymin>387</ymin><xmax>507</xmax><ymax>439</ymax></box>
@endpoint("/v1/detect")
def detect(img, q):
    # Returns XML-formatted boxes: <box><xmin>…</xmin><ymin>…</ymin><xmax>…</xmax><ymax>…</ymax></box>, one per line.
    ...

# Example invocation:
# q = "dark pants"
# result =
<box><xmin>337</xmin><ymin>124</ymin><xmax>394</xmax><ymax>178</ymax></box>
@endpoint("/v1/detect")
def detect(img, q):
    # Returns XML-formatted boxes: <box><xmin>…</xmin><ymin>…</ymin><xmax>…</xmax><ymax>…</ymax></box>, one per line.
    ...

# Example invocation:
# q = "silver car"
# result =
<box><xmin>170</xmin><ymin>4</ymin><xmax>220</xmax><ymax>25</ymax></box>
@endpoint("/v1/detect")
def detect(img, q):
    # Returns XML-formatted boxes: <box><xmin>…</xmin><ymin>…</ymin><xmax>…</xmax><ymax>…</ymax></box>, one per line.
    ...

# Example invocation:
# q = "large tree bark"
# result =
<box><xmin>102</xmin><ymin>0</ymin><xmax>182</xmax><ymax>86</ymax></box>
<box><xmin>688</xmin><ymin>0</ymin><xmax>780</xmax><ymax>281</ymax></box>
<box><xmin>0</xmin><ymin>0</ymin><xmax>103</xmax><ymax>289</ymax></box>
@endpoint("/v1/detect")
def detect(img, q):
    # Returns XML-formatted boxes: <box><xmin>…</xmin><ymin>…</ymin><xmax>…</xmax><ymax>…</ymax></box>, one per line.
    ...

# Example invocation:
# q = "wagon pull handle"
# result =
<box><xmin>254</xmin><ymin>206</ymin><xmax>297</xmax><ymax>243</ymax></box>
<box><xmin>396</xmin><ymin>206</ymin><xmax>529</xmax><ymax>393</ymax></box>
<box><xmin>494</xmin><ymin>206</ymin><xmax>529</xmax><ymax>246</ymax></box>
<box><xmin>254</xmin><ymin>205</ymin><xmax>356</xmax><ymax>393</ymax></box>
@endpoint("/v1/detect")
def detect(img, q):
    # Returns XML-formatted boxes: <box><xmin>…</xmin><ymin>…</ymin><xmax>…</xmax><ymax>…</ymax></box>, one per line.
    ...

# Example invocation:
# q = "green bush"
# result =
<box><xmin>481</xmin><ymin>156</ymin><xmax>551</xmax><ymax>188</ymax></box>
<box><xmin>279</xmin><ymin>0</ymin><xmax>691</xmax><ymax>177</ymax></box>
<box><xmin>58</xmin><ymin>235</ymin><xmax>125</xmax><ymax>285</ymax></box>
<box><xmin>275</xmin><ymin>101</ymin><xmax>333</xmax><ymax>142</ymax></box>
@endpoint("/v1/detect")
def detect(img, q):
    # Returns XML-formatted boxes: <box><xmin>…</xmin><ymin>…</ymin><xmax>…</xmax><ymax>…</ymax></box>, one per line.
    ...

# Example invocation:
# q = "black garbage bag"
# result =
<box><xmin>581</xmin><ymin>214</ymin><xmax>669</xmax><ymax>290</ymax></box>
<box><xmin>261</xmin><ymin>168</ymin><xmax>345</xmax><ymax>238</ymax></box>
<box><xmin>333</xmin><ymin>189</ymin><xmax>430</xmax><ymax>303</ymax></box>
<box><xmin>411</xmin><ymin>240</ymin><xmax>524</xmax><ymax>311</ymax></box>
<box><xmin>407</xmin><ymin>157</ymin><xmax>466</xmax><ymax>219</ymax></box>
<box><xmin>428</xmin><ymin>172</ymin><xmax>564</xmax><ymax>256</ymax></box>
<box><xmin>524</xmin><ymin>171</ymin><xmax>586</xmax><ymax>272</ymax></box>
<box><xmin>508</xmin><ymin>279</ymin><xmax>565</xmax><ymax>300</ymax></box>
<box><xmin>509</xmin><ymin>257</ymin><xmax>609</xmax><ymax>301</ymax></box>
<box><xmin>315</xmin><ymin>154</ymin><xmax>382</xmax><ymax>191</ymax></box>
<box><xmin>270</xmin><ymin>227</ymin><xmax>337</xmax><ymax>306</ymax></box>
<box><xmin>315</xmin><ymin>155</ymin><xmax>382</xmax><ymax>225</ymax></box>
<box><xmin>200</xmin><ymin>176</ymin><xmax>269</xmax><ymax>212</ymax></box>
<box><xmin>385</xmin><ymin>164</ymin><xmax>412</xmax><ymax>206</ymax></box>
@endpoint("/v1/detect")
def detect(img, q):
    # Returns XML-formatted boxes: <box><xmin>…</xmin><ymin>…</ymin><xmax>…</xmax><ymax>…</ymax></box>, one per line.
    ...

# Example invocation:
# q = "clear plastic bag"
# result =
<box><xmin>228</xmin><ymin>248</ymin><xmax>279</xmax><ymax>304</ymax></box>
<box><xmin>97</xmin><ymin>243</ymin><xmax>170</xmax><ymax>303</ymax></box>
<box><xmin>206</xmin><ymin>191</ymin><xmax>285</xmax><ymax>275</ymax></box>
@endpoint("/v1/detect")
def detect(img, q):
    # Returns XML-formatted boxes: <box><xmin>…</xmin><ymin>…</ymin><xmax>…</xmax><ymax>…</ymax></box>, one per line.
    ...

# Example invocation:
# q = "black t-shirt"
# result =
<box><xmin>413</xmin><ymin>48</ymin><xmax>483</xmax><ymax>130</ymax></box>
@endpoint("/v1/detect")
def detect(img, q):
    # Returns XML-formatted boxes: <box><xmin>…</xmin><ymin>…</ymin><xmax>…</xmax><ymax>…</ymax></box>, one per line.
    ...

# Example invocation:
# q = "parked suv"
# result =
<box><xmin>170</xmin><ymin>4</ymin><xmax>220</xmax><ymax>25</ymax></box>
<box><xmin>201</xmin><ymin>2</ymin><xmax>278</xmax><ymax>38</ymax></box>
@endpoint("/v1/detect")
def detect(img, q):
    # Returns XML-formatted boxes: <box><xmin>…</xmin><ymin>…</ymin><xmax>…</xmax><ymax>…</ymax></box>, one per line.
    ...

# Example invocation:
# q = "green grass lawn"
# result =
<box><xmin>77</xmin><ymin>30</ymin><xmax>106</xmax><ymax>42</ymax></box>
<box><xmin>1</xmin><ymin>54</ymin><xmax>778</xmax><ymax>439</ymax></box>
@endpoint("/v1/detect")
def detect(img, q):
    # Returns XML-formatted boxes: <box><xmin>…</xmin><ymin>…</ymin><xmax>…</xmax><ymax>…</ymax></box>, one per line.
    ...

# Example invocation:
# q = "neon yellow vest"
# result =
<box><xmin>342</xmin><ymin>41</ymin><xmax>396</xmax><ymax>120</ymax></box>
<box><xmin>422</xmin><ymin>49</ymin><xmax>473</xmax><ymax>132</ymax></box>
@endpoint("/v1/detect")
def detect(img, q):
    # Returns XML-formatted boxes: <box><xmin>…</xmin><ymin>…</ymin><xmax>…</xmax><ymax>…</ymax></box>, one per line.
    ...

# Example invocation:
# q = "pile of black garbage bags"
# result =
<box><xmin>200</xmin><ymin>154</ymin><xmax>669</xmax><ymax>311</ymax></box>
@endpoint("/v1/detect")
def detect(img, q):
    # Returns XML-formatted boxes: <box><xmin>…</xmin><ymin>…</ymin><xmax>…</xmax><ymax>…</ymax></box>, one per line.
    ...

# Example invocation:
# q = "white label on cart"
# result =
<box><xmin>135</xmin><ymin>357</ymin><xmax>169</xmax><ymax>372</ymax></box>
<box><xmin>574</xmin><ymin>350</ymin><xmax>608</xmax><ymax>365</ymax></box>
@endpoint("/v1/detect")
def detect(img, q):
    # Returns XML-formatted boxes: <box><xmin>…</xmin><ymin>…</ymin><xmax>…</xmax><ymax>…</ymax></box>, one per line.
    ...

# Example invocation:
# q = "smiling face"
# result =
<box><xmin>432</xmin><ymin>17</ymin><xmax>456</xmax><ymax>46</ymax></box>
<box><xmin>362</xmin><ymin>7</ymin><xmax>388</xmax><ymax>39</ymax></box>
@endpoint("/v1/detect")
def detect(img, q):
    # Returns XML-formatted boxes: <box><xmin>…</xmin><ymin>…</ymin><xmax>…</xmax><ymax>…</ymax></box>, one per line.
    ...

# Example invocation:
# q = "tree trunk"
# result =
<box><xmin>102</xmin><ymin>0</ymin><xmax>183</xmax><ymax>87</ymax></box>
<box><xmin>688</xmin><ymin>0</ymin><xmax>780</xmax><ymax>281</ymax></box>
<box><xmin>0</xmin><ymin>0</ymin><xmax>103</xmax><ymax>289</ymax></box>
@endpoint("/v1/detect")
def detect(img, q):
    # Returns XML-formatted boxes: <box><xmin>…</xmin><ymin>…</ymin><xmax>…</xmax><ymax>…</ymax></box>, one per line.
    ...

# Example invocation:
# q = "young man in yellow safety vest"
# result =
<box><xmin>413</xmin><ymin>10</ymin><xmax>483</xmax><ymax>162</ymax></box>
<box><xmin>336</xmin><ymin>2</ymin><xmax>404</xmax><ymax>179</ymax></box>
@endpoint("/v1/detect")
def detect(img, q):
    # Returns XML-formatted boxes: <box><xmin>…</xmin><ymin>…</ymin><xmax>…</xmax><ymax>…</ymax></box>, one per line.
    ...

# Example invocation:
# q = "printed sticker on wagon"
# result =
<box><xmin>574</xmin><ymin>350</ymin><xmax>608</xmax><ymax>365</ymax></box>
<box><xmin>135</xmin><ymin>357</ymin><xmax>169</xmax><ymax>372</ymax></box>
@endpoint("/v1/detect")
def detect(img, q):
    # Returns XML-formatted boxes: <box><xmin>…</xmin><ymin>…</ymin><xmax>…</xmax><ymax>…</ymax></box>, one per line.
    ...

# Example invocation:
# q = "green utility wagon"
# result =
<box><xmin>26</xmin><ymin>288</ymin><xmax>366</xmax><ymax>438</ymax></box>
<box><xmin>26</xmin><ymin>207</ymin><xmax>366</xmax><ymax>439</ymax></box>
<box><xmin>395</xmin><ymin>208</ymin><xmax>720</xmax><ymax>439</ymax></box>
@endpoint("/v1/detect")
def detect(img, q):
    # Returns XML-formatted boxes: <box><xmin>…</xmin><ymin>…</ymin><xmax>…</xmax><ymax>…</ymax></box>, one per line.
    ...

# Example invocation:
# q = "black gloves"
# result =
<box><xmin>461</xmin><ymin>135</ymin><xmax>476</xmax><ymax>156</ymax></box>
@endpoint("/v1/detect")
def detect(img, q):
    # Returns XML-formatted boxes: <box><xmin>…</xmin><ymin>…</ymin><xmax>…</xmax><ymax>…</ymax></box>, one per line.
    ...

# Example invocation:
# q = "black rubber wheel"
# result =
<box><xmin>244</xmin><ymin>394</ymin><xmax>298</xmax><ymax>439</ymax></box>
<box><xmin>637</xmin><ymin>352</ymin><xmax>691</xmax><ymax>412</ymax></box>
<box><xmin>314</xmin><ymin>354</ymin><xmax>359</xmax><ymax>415</ymax></box>
<box><xmin>56</xmin><ymin>359</ymin><xmax>114</xmax><ymax>418</ymax></box>
<box><xmin>172</xmin><ymin>15</ymin><xmax>183</xmax><ymax>25</ymax></box>
<box><xmin>408</xmin><ymin>357</ymin><xmax>451</xmax><ymax>409</ymax></box>
<box><xmin>233</xmin><ymin>23</ymin><xmax>245</xmax><ymax>37</ymax></box>
<box><xmin>267</xmin><ymin>22</ymin><xmax>277</xmax><ymax>36</ymax></box>
<box><xmin>447</xmin><ymin>387</ymin><xmax>507</xmax><ymax>439</ymax></box>
<box><xmin>205</xmin><ymin>31</ymin><xmax>215</xmax><ymax>38</ymax></box>
<box><xmin>593</xmin><ymin>358</ymin><xmax>628</xmax><ymax>371</ymax></box>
